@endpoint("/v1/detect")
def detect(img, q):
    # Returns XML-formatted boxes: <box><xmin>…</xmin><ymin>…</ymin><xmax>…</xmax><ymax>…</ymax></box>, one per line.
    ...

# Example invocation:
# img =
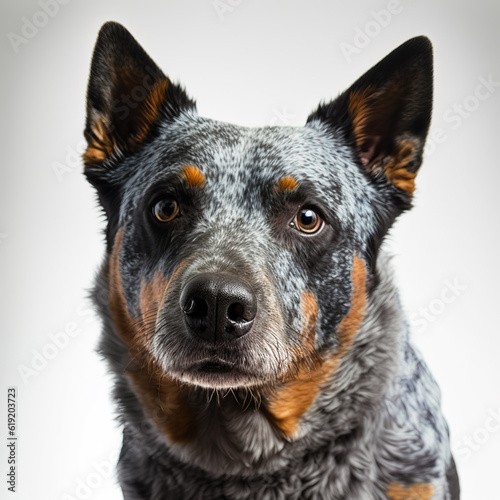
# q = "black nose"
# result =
<box><xmin>180</xmin><ymin>273</ymin><xmax>257</xmax><ymax>343</ymax></box>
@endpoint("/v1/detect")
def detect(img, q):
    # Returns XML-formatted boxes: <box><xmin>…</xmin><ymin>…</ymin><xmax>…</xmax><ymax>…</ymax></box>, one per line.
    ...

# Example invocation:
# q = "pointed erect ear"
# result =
<box><xmin>83</xmin><ymin>22</ymin><xmax>196</xmax><ymax>180</ymax></box>
<box><xmin>307</xmin><ymin>36</ymin><xmax>433</xmax><ymax>201</ymax></box>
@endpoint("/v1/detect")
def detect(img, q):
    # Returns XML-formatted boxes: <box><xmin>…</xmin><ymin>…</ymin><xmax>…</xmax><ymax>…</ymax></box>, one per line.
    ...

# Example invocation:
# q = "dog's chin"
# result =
<box><xmin>171</xmin><ymin>360</ymin><xmax>271</xmax><ymax>389</ymax></box>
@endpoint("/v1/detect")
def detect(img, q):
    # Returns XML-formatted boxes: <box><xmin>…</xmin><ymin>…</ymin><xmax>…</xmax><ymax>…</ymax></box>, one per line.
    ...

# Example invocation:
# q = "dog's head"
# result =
<box><xmin>84</xmin><ymin>23</ymin><xmax>432</xmax><ymax>397</ymax></box>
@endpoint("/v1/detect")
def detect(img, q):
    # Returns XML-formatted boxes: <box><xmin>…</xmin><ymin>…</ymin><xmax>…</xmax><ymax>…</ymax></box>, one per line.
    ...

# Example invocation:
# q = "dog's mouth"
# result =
<box><xmin>151</xmin><ymin>312</ymin><xmax>294</xmax><ymax>389</ymax></box>
<box><xmin>194</xmin><ymin>358</ymin><xmax>235</xmax><ymax>374</ymax></box>
<box><xmin>171</xmin><ymin>353</ymin><xmax>269</xmax><ymax>389</ymax></box>
<box><xmin>149</xmin><ymin>261</ymin><xmax>292</xmax><ymax>389</ymax></box>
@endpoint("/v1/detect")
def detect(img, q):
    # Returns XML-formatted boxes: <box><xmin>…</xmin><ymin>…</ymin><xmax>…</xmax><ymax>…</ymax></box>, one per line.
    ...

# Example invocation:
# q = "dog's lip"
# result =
<box><xmin>192</xmin><ymin>357</ymin><xmax>236</xmax><ymax>373</ymax></box>
<box><xmin>176</xmin><ymin>356</ymin><xmax>272</xmax><ymax>388</ymax></box>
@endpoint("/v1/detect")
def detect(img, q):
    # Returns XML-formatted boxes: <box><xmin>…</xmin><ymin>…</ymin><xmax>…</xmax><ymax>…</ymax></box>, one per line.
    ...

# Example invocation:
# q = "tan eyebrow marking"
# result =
<box><xmin>275</xmin><ymin>176</ymin><xmax>298</xmax><ymax>191</ymax></box>
<box><xmin>181</xmin><ymin>165</ymin><xmax>205</xmax><ymax>187</ymax></box>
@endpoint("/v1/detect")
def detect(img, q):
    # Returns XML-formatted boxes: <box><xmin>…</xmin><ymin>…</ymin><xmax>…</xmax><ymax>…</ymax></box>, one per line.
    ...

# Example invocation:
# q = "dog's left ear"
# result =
<box><xmin>307</xmin><ymin>36</ymin><xmax>433</xmax><ymax>206</ymax></box>
<box><xmin>83</xmin><ymin>22</ymin><xmax>196</xmax><ymax>182</ymax></box>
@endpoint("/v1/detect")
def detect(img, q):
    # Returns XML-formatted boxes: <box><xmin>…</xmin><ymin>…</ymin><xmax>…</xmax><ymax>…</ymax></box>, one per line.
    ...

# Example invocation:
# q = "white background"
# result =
<box><xmin>1</xmin><ymin>1</ymin><xmax>499</xmax><ymax>499</ymax></box>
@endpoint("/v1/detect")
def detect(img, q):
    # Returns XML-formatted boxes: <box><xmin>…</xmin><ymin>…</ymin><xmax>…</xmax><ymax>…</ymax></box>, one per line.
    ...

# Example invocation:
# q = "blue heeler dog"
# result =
<box><xmin>83</xmin><ymin>22</ymin><xmax>459</xmax><ymax>500</ymax></box>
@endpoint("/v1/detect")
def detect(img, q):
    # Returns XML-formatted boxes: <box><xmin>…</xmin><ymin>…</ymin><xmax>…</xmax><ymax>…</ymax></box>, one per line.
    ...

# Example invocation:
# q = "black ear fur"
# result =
<box><xmin>83</xmin><ymin>22</ymin><xmax>196</xmax><ymax>183</ymax></box>
<box><xmin>307</xmin><ymin>36</ymin><xmax>433</xmax><ymax>203</ymax></box>
<box><xmin>83</xmin><ymin>22</ymin><xmax>196</xmax><ymax>251</ymax></box>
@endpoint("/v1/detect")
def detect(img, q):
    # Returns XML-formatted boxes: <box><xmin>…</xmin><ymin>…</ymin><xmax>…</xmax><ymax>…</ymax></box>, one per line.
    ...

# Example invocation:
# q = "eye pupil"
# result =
<box><xmin>153</xmin><ymin>199</ymin><xmax>179</xmax><ymax>222</ymax></box>
<box><xmin>161</xmin><ymin>201</ymin><xmax>175</xmax><ymax>217</ymax></box>
<box><xmin>293</xmin><ymin>207</ymin><xmax>323</xmax><ymax>234</ymax></box>
<box><xmin>300</xmin><ymin>209</ymin><xmax>316</xmax><ymax>228</ymax></box>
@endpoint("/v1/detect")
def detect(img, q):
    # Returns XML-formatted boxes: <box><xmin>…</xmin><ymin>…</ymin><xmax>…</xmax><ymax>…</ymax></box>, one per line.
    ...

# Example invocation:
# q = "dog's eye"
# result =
<box><xmin>292</xmin><ymin>207</ymin><xmax>323</xmax><ymax>234</ymax></box>
<box><xmin>153</xmin><ymin>198</ymin><xmax>180</xmax><ymax>222</ymax></box>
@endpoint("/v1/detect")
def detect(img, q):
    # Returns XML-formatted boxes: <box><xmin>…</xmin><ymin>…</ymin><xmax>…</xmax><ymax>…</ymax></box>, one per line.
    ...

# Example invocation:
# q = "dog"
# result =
<box><xmin>83</xmin><ymin>21</ymin><xmax>460</xmax><ymax>500</ymax></box>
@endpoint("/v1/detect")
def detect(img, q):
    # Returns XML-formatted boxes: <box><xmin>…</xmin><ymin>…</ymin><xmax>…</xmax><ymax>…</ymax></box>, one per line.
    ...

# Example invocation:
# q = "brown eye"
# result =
<box><xmin>153</xmin><ymin>199</ymin><xmax>180</xmax><ymax>222</ymax></box>
<box><xmin>292</xmin><ymin>207</ymin><xmax>323</xmax><ymax>234</ymax></box>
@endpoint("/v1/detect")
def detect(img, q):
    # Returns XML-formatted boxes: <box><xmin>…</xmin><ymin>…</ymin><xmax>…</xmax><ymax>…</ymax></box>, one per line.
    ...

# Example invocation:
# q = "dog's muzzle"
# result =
<box><xmin>180</xmin><ymin>272</ymin><xmax>257</xmax><ymax>344</ymax></box>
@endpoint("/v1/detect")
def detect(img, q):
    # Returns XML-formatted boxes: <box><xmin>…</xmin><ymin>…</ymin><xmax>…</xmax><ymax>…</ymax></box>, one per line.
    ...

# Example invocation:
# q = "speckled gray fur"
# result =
<box><xmin>84</xmin><ymin>24</ymin><xmax>459</xmax><ymax>500</ymax></box>
<box><xmin>95</xmin><ymin>252</ymin><xmax>455</xmax><ymax>499</ymax></box>
<box><xmin>93</xmin><ymin>118</ymin><xmax>457</xmax><ymax>498</ymax></box>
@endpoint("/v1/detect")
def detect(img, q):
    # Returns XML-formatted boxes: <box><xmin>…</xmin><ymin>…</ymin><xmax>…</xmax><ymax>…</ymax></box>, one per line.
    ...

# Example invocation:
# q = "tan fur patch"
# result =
<box><xmin>275</xmin><ymin>176</ymin><xmax>298</xmax><ymax>191</ymax></box>
<box><xmin>181</xmin><ymin>165</ymin><xmax>205</xmax><ymax>188</ymax></box>
<box><xmin>387</xmin><ymin>482</ymin><xmax>434</xmax><ymax>500</ymax></box>
<box><xmin>383</xmin><ymin>140</ymin><xmax>417</xmax><ymax>195</ymax></box>
<box><xmin>139</xmin><ymin>271</ymin><xmax>169</xmax><ymax>317</ymax></box>
<box><xmin>336</xmin><ymin>255</ymin><xmax>368</xmax><ymax>351</ymax></box>
<box><xmin>134</xmin><ymin>78</ymin><xmax>169</xmax><ymax>143</ymax></box>
<box><xmin>83</xmin><ymin>116</ymin><xmax>115</xmax><ymax>164</ymax></box>
<box><xmin>126</xmin><ymin>359</ymin><xmax>195</xmax><ymax>445</ymax></box>
<box><xmin>108</xmin><ymin>229</ymin><xmax>134</xmax><ymax>343</ymax></box>
<box><xmin>83</xmin><ymin>78</ymin><xmax>169</xmax><ymax>164</ymax></box>
<box><xmin>265</xmin><ymin>256</ymin><xmax>367</xmax><ymax>437</ymax></box>
<box><xmin>300</xmin><ymin>290</ymin><xmax>319</xmax><ymax>352</ymax></box>
<box><xmin>348</xmin><ymin>86</ymin><xmax>377</xmax><ymax>148</ymax></box>
<box><xmin>108</xmin><ymin>231</ymin><xmax>194</xmax><ymax>444</ymax></box>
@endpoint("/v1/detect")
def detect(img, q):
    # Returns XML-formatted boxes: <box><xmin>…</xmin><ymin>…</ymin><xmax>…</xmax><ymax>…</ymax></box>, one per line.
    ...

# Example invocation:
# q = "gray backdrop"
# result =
<box><xmin>1</xmin><ymin>0</ymin><xmax>499</xmax><ymax>498</ymax></box>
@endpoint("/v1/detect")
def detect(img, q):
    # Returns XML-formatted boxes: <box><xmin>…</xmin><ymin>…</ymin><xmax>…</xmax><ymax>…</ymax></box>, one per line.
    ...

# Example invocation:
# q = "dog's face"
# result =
<box><xmin>84</xmin><ymin>23</ymin><xmax>432</xmax><ymax>392</ymax></box>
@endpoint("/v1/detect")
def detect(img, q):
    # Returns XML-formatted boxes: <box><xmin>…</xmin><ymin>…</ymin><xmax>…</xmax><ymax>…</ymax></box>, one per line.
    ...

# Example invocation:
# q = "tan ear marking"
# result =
<box><xmin>135</xmin><ymin>78</ymin><xmax>170</xmax><ymax>142</ymax></box>
<box><xmin>383</xmin><ymin>140</ymin><xmax>418</xmax><ymax>195</ymax></box>
<box><xmin>348</xmin><ymin>88</ymin><xmax>419</xmax><ymax>195</ymax></box>
<box><xmin>83</xmin><ymin>116</ymin><xmax>116</xmax><ymax>164</ymax></box>
<box><xmin>348</xmin><ymin>86</ymin><xmax>377</xmax><ymax>147</ymax></box>
<box><xmin>83</xmin><ymin>78</ymin><xmax>169</xmax><ymax>164</ymax></box>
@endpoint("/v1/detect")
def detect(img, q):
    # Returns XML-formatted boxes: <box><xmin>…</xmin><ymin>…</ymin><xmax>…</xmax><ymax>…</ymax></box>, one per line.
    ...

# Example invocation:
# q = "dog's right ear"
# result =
<box><xmin>83</xmin><ymin>22</ymin><xmax>196</xmax><ymax>185</ymax></box>
<box><xmin>306</xmin><ymin>37</ymin><xmax>433</xmax><ymax>267</ymax></box>
<box><xmin>307</xmin><ymin>36</ymin><xmax>433</xmax><ymax>209</ymax></box>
